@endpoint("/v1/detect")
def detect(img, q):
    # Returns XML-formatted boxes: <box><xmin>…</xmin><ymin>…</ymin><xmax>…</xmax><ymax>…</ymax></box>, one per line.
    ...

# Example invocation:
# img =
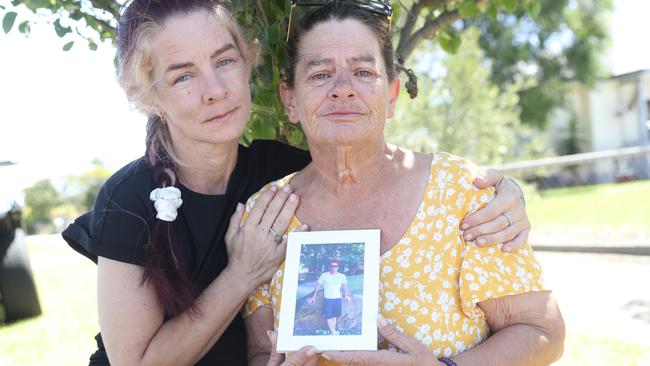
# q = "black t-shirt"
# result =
<box><xmin>62</xmin><ymin>140</ymin><xmax>310</xmax><ymax>366</ymax></box>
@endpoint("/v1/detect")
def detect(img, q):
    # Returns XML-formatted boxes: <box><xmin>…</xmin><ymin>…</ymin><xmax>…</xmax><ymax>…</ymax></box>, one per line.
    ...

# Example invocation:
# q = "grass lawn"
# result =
<box><xmin>0</xmin><ymin>235</ymin><xmax>98</xmax><ymax>366</ymax></box>
<box><xmin>2</xmin><ymin>235</ymin><xmax>649</xmax><ymax>365</ymax></box>
<box><xmin>526</xmin><ymin>180</ymin><xmax>650</xmax><ymax>231</ymax></box>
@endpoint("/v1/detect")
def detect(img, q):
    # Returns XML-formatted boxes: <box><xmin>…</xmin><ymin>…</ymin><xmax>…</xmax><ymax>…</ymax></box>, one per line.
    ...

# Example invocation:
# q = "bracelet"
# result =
<box><xmin>438</xmin><ymin>357</ymin><xmax>457</xmax><ymax>366</ymax></box>
<box><xmin>505</xmin><ymin>176</ymin><xmax>526</xmax><ymax>206</ymax></box>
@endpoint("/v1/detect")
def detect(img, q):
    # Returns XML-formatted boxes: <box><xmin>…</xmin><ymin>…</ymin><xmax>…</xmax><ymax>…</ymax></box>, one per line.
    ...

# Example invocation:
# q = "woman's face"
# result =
<box><xmin>150</xmin><ymin>10</ymin><xmax>251</xmax><ymax>147</ymax></box>
<box><xmin>281</xmin><ymin>18</ymin><xmax>399</xmax><ymax>147</ymax></box>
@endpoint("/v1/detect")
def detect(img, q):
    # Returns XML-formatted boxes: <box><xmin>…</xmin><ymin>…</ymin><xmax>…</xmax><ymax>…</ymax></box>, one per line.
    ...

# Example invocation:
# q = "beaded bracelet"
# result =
<box><xmin>438</xmin><ymin>357</ymin><xmax>457</xmax><ymax>366</ymax></box>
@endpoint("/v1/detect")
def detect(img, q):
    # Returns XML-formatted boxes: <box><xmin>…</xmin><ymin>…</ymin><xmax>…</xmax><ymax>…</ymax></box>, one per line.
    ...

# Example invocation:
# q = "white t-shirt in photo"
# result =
<box><xmin>317</xmin><ymin>272</ymin><xmax>348</xmax><ymax>299</ymax></box>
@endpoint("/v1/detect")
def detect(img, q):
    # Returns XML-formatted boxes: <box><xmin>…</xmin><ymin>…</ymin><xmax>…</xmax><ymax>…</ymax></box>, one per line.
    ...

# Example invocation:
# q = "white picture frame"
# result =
<box><xmin>276</xmin><ymin>229</ymin><xmax>380</xmax><ymax>352</ymax></box>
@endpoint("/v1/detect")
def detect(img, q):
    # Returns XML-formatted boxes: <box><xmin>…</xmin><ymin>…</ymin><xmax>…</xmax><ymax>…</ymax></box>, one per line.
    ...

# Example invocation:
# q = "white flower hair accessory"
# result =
<box><xmin>149</xmin><ymin>187</ymin><xmax>183</xmax><ymax>222</ymax></box>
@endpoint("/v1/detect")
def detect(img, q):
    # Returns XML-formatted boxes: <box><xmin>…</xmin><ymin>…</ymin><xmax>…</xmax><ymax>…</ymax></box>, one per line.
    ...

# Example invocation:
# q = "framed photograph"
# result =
<box><xmin>276</xmin><ymin>229</ymin><xmax>380</xmax><ymax>352</ymax></box>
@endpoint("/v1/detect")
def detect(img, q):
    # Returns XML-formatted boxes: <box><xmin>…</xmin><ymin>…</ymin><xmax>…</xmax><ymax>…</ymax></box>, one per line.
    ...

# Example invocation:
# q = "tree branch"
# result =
<box><xmin>396</xmin><ymin>0</ymin><xmax>426</xmax><ymax>59</ymax></box>
<box><xmin>397</xmin><ymin>0</ymin><xmax>486</xmax><ymax>62</ymax></box>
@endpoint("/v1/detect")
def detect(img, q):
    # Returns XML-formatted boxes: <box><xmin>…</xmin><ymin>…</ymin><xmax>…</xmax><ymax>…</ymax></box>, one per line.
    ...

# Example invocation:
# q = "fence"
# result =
<box><xmin>491</xmin><ymin>145</ymin><xmax>650</xmax><ymax>189</ymax></box>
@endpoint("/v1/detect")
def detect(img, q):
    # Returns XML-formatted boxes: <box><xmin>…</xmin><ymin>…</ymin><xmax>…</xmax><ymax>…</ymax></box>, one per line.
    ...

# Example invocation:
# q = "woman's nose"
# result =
<box><xmin>202</xmin><ymin>74</ymin><xmax>229</xmax><ymax>104</ymax></box>
<box><xmin>328</xmin><ymin>73</ymin><xmax>356</xmax><ymax>101</ymax></box>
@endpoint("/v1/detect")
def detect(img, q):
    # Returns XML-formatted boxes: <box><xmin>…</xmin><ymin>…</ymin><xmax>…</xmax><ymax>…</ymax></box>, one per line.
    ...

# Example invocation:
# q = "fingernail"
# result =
<box><xmin>461</xmin><ymin>223</ymin><xmax>469</xmax><ymax>230</ymax></box>
<box><xmin>464</xmin><ymin>233</ymin><xmax>473</xmax><ymax>241</ymax></box>
<box><xmin>321</xmin><ymin>353</ymin><xmax>331</xmax><ymax>360</ymax></box>
<box><xmin>307</xmin><ymin>347</ymin><xmax>320</xmax><ymax>357</ymax></box>
<box><xmin>236</xmin><ymin>202</ymin><xmax>243</xmax><ymax>212</ymax></box>
<box><xmin>270</xmin><ymin>185</ymin><xmax>278</xmax><ymax>192</ymax></box>
<box><xmin>301</xmin><ymin>224</ymin><xmax>309</xmax><ymax>230</ymax></box>
<box><xmin>289</xmin><ymin>193</ymin><xmax>297</xmax><ymax>202</ymax></box>
<box><xmin>477</xmin><ymin>238</ymin><xmax>486</xmax><ymax>245</ymax></box>
<box><xmin>476</xmin><ymin>175</ymin><xmax>487</xmax><ymax>182</ymax></box>
<box><xmin>283</xmin><ymin>184</ymin><xmax>291</xmax><ymax>192</ymax></box>
<box><xmin>266</xmin><ymin>330</ymin><xmax>273</xmax><ymax>342</ymax></box>
<box><xmin>282</xmin><ymin>234</ymin><xmax>288</xmax><ymax>241</ymax></box>
<box><xmin>377</xmin><ymin>313</ymin><xmax>388</xmax><ymax>327</ymax></box>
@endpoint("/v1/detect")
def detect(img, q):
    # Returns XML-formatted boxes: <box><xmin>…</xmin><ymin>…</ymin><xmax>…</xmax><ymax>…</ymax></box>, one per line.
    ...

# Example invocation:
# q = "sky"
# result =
<box><xmin>1</xmin><ymin>0</ymin><xmax>650</xmax><ymax>196</ymax></box>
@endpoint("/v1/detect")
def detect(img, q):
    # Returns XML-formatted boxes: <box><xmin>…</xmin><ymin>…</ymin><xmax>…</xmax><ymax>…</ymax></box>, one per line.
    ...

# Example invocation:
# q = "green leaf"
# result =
<box><xmin>458</xmin><ymin>1</ymin><xmax>479</xmax><ymax>18</ymax></box>
<box><xmin>88</xmin><ymin>41</ymin><xmax>98</xmax><ymax>51</ymax></box>
<box><xmin>18</xmin><ymin>20</ymin><xmax>30</xmax><ymax>35</ymax></box>
<box><xmin>70</xmin><ymin>10</ymin><xmax>84</xmax><ymax>21</ymax></box>
<box><xmin>3</xmin><ymin>11</ymin><xmax>17</xmax><ymax>34</ymax></box>
<box><xmin>500</xmin><ymin>0</ymin><xmax>518</xmax><ymax>13</ymax></box>
<box><xmin>487</xmin><ymin>3</ymin><xmax>498</xmax><ymax>20</ymax></box>
<box><xmin>62</xmin><ymin>41</ymin><xmax>74</xmax><ymax>51</ymax></box>
<box><xmin>439</xmin><ymin>28</ymin><xmax>461</xmax><ymax>54</ymax></box>
<box><xmin>527</xmin><ymin>0</ymin><xmax>542</xmax><ymax>19</ymax></box>
<box><xmin>54</xmin><ymin>19</ymin><xmax>71</xmax><ymax>37</ymax></box>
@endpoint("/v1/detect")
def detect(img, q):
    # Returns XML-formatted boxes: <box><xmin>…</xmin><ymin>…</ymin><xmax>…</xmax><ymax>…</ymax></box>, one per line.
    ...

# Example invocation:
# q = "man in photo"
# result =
<box><xmin>308</xmin><ymin>259</ymin><xmax>352</xmax><ymax>335</ymax></box>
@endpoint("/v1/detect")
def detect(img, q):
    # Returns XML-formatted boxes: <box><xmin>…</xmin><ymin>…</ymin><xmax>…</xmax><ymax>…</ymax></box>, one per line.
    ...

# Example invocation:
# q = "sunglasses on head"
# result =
<box><xmin>286</xmin><ymin>0</ymin><xmax>393</xmax><ymax>42</ymax></box>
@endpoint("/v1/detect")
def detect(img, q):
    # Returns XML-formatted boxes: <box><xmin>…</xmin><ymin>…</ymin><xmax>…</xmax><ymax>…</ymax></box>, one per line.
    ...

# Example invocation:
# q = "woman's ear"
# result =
<box><xmin>279</xmin><ymin>82</ymin><xmax>300</xmax><ymax>123</ymax></box>
<box><xmin>386</xmin><ymin>78</ymin><xmax>400</xmax><ymax>119</ymax></box>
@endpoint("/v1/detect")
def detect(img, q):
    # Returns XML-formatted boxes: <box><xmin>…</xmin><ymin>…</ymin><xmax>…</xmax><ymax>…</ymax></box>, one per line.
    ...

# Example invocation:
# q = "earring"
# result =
<box><xmin>159</xmin><ymin>114</ymin><xmax>166</xmax><ymax>124</ymax></box>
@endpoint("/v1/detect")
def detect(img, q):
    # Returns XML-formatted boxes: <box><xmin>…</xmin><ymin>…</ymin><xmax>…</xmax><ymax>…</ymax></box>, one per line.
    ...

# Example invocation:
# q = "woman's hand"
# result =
<box><xmin>266</xmin><ymin>331</ymin><xmax>320</xmax><ymax>366</ymax></box>
<box><xmin>461</xmin><ymin>169</ymin><xmax>530</xmax><ymax>252</ymax></box>
<box><xmin>321</xmin><ymin>315</ymin><xmax>444</xmax><ymax>366</ymax></box>
<box><xmin>225</xmin><ymin>184</ymin><xmax>303</xmax><ymax>288</ymax></box>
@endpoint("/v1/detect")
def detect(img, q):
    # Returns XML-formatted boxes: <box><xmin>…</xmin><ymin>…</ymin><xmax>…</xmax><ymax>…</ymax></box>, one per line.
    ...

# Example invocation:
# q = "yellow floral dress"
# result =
<box><xmin>242</xmin><ymin>153</ymin><xmax>546</xmax><ymax>364</ymax></box>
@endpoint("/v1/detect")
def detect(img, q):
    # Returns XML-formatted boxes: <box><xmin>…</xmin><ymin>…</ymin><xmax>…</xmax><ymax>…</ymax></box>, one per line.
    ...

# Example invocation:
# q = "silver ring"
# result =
<box><xmin>501</xmin><ymin>213</ymin><xmax>513</xmax><ymax>227</ymax></box>
<box><xmin>269</xmin><ymin>228</ymin><xmax>283</xmax><ymax>244</ymax></box>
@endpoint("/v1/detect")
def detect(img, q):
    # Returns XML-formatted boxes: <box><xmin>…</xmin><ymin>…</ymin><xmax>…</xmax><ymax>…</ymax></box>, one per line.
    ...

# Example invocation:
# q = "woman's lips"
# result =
<box><xmin>325</xmin><ymin>110</ymin><xmax>364</xmax><ymax>120</ymax></box>
<box><xmin>205</xmin><ymin>107</ymin><xmax>239</xmax><ymax>123</ymax></box>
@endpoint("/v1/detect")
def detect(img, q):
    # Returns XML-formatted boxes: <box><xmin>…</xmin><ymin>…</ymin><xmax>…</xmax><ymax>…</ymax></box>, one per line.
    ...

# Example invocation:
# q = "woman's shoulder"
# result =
<box><xmin>431</xmin><ymin>152</ymin><xmax>494</xmax><ymax>214</ymax></box>
<box><xmin>100</xmin><ymin>157</ymin><xmax>153</xmax><ymax>203</ymax></box>
<box><xmin>247</xmin><ymin>140</ymin><xmax>311</xmax><ymax>178</ymax></box>
<box><xmin>432</xmin><ymin>152</ymin><xmax>484</xmax><ymax>185</ymax></box>
<box><xmin>62</xmin><ymin>157</ymin><xmax>154</xmax><ymax>265</ymax></box>
<box><xmin>243</xmin><ymin>171</ymin><xmax>297</xmax><ymax>210</ymax></box>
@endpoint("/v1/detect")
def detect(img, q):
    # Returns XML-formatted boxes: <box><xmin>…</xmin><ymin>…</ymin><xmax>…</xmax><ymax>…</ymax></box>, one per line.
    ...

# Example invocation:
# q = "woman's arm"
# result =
<box><xmin>321</xmin><ymin>292</ymin><xmax>564</xmax><ymax>366</ymax></box>
<box><xmin>452</xmin><ymin>291</ymin><xmax>565</xmax><ymax>366</ymax></box>
<box><xmin>98</xmin><ymin>185</ymin><xmax>299</xmax><ymax>366</ymax></box>
<box><xmin>98</xmin><ymin>257</ymin><xmax>259</xmax><ymax>366</ymax></box>
<box><xmin>245</xmin><ymin>305</ymin><xmax>276</xmax><ymax>366</ymax></box>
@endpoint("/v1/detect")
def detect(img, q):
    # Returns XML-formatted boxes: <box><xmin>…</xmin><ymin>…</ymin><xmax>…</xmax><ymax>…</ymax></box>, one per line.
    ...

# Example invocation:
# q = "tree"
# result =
<box><xmin>2</xmin><ymin>0</ymin><xmax>546</xmax><ymax>145</ymax></box>
<box><xmin>23</xmin><ymin>179</ymin><xmax>61</xmax><ymax>233</ymax></box>
<box><xmin>386</xmin><ymin>28</ymin><xmax>540</xmax><ymax>165</ymax></box>
<box><xmin>62</xmin><ymin>159</ymin><xmax>112</xmax><ymax>212</ymax></box>
<box><xmin>465</xmin><ymin>0</ymin><xmax>611</xmax><ymax>128</ymax></box>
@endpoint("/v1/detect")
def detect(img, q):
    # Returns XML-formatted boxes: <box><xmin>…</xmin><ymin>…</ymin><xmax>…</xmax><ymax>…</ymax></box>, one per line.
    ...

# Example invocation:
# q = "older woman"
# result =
<box><xmin>243</xmin><ymin>3</ymin><xmax>564</xmax><ymax>366</ymax></box>
<box><xmin>64</xmin><ymin>0</ymin><xmax>534</xmax><ymax>365</ymax></box>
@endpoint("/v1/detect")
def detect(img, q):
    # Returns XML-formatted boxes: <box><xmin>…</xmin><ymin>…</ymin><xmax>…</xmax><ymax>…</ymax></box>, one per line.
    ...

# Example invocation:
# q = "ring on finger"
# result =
<box><xmin>501</xmin><ymin>213</ymin><xmax>513</xmax><ymax>227</ymax></box>
<box><xmin>269</xmin><ymin>227</ymin><xmax>283</xmax><ymax>244</ymax></box>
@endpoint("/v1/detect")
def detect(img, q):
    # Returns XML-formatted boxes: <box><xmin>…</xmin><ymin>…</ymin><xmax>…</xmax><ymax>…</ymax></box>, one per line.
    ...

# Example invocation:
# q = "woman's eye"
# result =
<box><xmin>217</xmin><ymin>58</ymin><xmax>235</xmax><ymax>67</ymax></box>
<box><xmin>355</xmin><ymin>70</ymin><xmax>374</xmax><ymax>77</ymax></box>
<box><xmin>310</xmin><ymin>73</ymin><xmax>330</xmax><ymax>80</ymax></box>
<box><xmin>174</xmin><ymin>74</ymin><xmax>191</xmax><ymax>84</ymax></box>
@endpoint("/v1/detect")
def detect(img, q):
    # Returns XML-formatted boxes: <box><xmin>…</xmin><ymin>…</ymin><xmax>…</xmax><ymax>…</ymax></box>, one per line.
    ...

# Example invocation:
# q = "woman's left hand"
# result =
<box><xmin>460</xmin><ymin>169</ymin><xmax>530</xmax><ymax>252</ymax></box>
<box><xmin>322</xmin><ymin>316</ymin><xmax>444</xmax><ymax>366</ymax></box>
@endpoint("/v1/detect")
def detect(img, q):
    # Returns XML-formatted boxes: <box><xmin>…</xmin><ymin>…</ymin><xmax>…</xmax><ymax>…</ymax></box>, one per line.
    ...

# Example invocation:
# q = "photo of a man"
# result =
<box><xmin>291</xmin><ymin>242</ymin><xmax>364</xmax><ymax>337</ymax></box>
<box><xmin>308</xmin><ymin>259</ymin><xmax>352</xmax><ymax>335</ymax></box>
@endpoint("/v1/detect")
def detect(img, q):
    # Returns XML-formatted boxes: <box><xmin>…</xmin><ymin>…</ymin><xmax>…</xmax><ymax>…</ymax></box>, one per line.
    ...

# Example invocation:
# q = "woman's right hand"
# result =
<box><xmin>225</xmin><ymin>184</ymin><xmax>304</xmax><ymax>287</ymax></box>
<box><xmin>266</xmin><ymin>331</ymin><xmax>320</xmax><ymax>366</ymax></box>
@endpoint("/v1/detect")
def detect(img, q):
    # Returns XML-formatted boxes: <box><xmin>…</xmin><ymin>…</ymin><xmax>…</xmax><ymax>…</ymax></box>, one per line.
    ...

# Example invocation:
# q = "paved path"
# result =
<box><xmin>536</xmin><ymin>251</ymin><xmax>650</xmax><ymax>345</ymax></box>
